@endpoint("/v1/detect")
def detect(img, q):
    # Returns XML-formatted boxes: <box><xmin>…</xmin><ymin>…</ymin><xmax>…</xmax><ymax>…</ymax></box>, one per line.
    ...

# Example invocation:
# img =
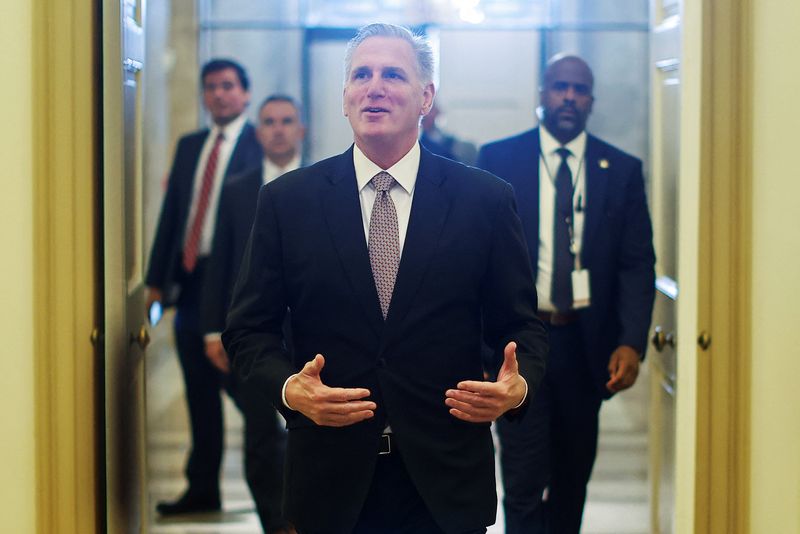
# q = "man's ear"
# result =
<box><xmin>422</xmin><ymin>83</ymin><xmax>435</xmax><ymax>115</ymax></box>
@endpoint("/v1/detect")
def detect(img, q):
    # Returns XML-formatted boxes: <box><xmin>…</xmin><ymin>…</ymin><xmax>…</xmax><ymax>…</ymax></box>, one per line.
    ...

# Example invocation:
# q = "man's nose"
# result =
<box><xmin>366</xmin><ymin>76</ymin><xmax>386</xmax><ymax>98</ymax></box>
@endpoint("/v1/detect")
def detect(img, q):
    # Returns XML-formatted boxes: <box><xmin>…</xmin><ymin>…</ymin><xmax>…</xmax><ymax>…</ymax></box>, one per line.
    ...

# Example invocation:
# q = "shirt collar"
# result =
<box><xmin>210</xmin><ymin>112</ymin><xmax>247</xmax><ymax>142</ymax></box>
<box><xmin>354</xmin><ymin>142</ymin><xmax>420</xmax><ymax>195</ymax></box>
<box><xmin>539</xmin><ymin>125</ymin><xmax>587</xmax><ymax>159</ymax></box>
<box><xmin>264</xmin><ymin>153</ymin><xmax>302</xmax><ymax>176</ymax></box>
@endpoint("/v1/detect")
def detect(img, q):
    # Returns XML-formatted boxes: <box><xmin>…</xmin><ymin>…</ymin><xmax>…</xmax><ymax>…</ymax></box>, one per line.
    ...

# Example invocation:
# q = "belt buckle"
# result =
<box><xmin>378</xmin><ymin>433</ymin><xmax>391</xmax><ymax>455</ymax></box>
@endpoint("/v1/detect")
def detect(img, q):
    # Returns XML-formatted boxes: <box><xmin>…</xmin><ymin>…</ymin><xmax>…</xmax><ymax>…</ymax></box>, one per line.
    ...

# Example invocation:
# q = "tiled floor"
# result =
<box><xmin>146</xmin><ymin>314</ymin><xmax>650</xmax><ymax>533</ymax></box>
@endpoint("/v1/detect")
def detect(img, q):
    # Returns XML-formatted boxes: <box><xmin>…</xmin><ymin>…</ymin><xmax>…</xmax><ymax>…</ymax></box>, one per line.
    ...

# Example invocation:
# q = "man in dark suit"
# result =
<box><xmin>477</xmin><ymin>55</ymin><xmax>656</xmax><ymax>534</ymax></box>
<box><xmin>145</xmin><ymin>58</ymin><xmax>262</xmax><ymax>515</ymax></box>
<box><xmin>202</xmin><ymin>94</ymin><xmax>306</xmax><ymax>531</ymax></box>
<box><xmin>223</xmin><ymin>23</ymin><xmax>548</xmax><ymax>534</ymax></box>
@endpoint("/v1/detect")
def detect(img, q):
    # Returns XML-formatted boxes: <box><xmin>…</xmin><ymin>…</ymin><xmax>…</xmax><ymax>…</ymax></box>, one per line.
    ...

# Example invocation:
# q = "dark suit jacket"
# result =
<box><xmin>223</xmin><ymin>146</ymin><xmax>548</xmax><ymax>533</ymax></box>
<box><xmin>145</xmin><ymin>123</ymin><xmax>262</xmax><ymax>305</ymax></box>
<box><xmin>201</xmin><ymin>166</ymin><xmax>263</xmax><ymax>334</ymax></box>
<box><xmin>477</xmin><ymin>127</ymin><xmax>655</xmax><ymax>398</ymax></box>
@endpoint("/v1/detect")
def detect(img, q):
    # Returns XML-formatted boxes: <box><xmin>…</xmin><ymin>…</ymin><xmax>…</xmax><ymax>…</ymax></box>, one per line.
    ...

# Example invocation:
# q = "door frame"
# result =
<box><xmin>32</xmin><ymin>0</ymin><xmax>101</xmax><ymax>532</ymax></box>
<box><xmin>678</xmin><ymin>0</ymin><xmax>752</xmax><ymax>532</ymax></box>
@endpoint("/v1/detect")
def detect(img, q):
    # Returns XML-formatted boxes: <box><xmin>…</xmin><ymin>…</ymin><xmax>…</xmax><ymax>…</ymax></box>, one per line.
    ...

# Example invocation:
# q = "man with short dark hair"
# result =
<box><xmin>477</xmin><ymin>54</ymin><xmax>656</xmax><ymax>534</ymax></box>
<box><xmin>223</xmin><ymin>23</ymin><xmax>548</xmax><ymax>534</ymax></box>
<box><xmin>201</xmin><ymin>94</ymin><xmax>305</xmax><ymax>532</ymax></box>
<box><xmin>145</xmin><ymin>58</ymin><xmax>262</xmax><ymax>516</ymax></box>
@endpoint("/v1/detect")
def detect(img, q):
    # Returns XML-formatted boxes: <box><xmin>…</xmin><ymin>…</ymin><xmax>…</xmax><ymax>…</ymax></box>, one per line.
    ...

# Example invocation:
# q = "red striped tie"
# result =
<box><xmin>182</xmin><ymin>132</ymin><xmax>224</xmax><ymax>272</ymax></box>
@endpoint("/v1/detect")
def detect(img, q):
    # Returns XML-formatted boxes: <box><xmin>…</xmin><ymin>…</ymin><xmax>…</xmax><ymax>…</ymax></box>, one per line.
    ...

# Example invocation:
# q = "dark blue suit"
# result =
<box><xmin>224</xmin><ymin>146</ymin><xmax>548</xmax><ymax>533</ymax></box>
<box><xmin>478</xmin><ymin>127</ymin><xmax>655</xmax><ymax>533</ymax></box>
<box><xmin>146</xmin><ymin>123</ymin><xmax>262</xmax><ymax>499</ymax></box>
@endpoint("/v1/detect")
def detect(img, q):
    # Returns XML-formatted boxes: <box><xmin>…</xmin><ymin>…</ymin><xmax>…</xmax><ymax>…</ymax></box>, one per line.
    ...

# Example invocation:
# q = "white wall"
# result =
<box><xmin>750</xmin><ymin>1</ymin><xmax>800</xmax><ymax>532</ymax></box>
<box><xmin>0</xmin><ymin>1</ymin><xmax>36</xmax><ymax>532</ymax></box>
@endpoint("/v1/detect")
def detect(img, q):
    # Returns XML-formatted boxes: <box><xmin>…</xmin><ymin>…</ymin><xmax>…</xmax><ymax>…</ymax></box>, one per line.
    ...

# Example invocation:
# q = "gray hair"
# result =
<box><xmin>343</xmin><ymin>23</ymin><xmax>435</xmax><ymax>87</ymax></box>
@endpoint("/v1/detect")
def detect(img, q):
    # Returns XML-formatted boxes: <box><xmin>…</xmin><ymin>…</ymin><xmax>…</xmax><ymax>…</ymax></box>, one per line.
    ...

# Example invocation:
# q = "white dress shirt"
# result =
<box><xmin>183</xmin><ymin>113</ymin><xmax>248</xmax><ymax>258</ymax></box>
<box><xmin>536</xmin><ymin>126</ymin><xmax>587</xmax><ymax>311</ymax></box>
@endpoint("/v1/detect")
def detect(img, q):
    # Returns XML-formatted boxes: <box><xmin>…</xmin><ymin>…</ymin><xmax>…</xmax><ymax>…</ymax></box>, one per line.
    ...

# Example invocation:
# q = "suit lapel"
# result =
<box><xmin>322</xmin><ymin>148</ymin><xmax>384</xmax><ymax>335</ymax></box>
<box><xmin>582</xmin><ymin>135</ymin><xmax>609</xmax><ymax>262</ymax></box>
<box><xmin>383</xmin><ymin>149</ymin><xmax>450</xmax><ymax>339</ymax></box>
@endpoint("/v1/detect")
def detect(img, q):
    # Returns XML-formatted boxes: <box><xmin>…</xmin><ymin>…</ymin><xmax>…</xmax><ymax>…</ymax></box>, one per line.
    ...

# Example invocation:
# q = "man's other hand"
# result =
<box><xmin>204</xmin><ymin>338</ymin><xmax>231</xmax><ymax>374</ymax></box>
<box><xmin>606</xmin><ymin>345</ymin><xmax>640</xmax><ymax>393</ymax></box>
<box><xmin>445</xmin><ymin>341</ymin><xmax>527</xmax><ymax>423</ymax></box>
<box><xmin>145</xmin><ymin>287</ymin><xmax>162</xmax><ymax>319</ymax></box>
<box><xmin>285</xmin><ymin>354</ymin><xmax>376</xmax><ymax>427</ymax></box>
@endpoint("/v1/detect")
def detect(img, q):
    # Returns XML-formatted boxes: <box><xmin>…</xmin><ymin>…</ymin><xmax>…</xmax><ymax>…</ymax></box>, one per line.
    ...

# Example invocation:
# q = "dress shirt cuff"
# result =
<box><xmin>281</xmin><ymin>374</ymin><xmax>299</xmax><ymax>410</ymax></box>
<box><xmin>512</xmin><ymin>376</ymin><xmax>529</xmax><ymax>410</ymax></box>
<box><xmin>203</xmin><ymin>332</ymin><xmax>222</xmax><ymax>343</ymax></box>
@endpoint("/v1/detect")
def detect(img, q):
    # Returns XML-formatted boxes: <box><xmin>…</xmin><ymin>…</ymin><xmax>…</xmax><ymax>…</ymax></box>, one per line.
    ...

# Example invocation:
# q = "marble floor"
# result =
<box><xmin>146</xmin><ymin>314</ymin><xmax>650</xmax><ymax>534</ymax></box>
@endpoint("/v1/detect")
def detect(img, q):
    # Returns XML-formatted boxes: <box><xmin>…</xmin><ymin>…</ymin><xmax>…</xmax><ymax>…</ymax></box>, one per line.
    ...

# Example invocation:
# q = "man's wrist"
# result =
<box><xmin>281</xmin><ymin>374</ymin><xmax>299</xmax><ymax>410</ymax></box>
<box><xmin>512</xmin><ymin>376</ymin><xmax>529</xmax><ymax>410</ymax></box>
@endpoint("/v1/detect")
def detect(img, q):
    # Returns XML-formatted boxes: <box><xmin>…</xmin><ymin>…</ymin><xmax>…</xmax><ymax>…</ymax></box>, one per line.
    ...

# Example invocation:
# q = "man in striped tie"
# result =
<box><xmin>145</xmin><ymin>58</ymin><xmax>262</xmax><ymax>516</ymax></box>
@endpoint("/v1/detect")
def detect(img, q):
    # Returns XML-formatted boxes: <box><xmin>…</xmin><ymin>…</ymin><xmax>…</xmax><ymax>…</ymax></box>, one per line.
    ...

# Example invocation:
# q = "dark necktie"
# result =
<box><xmin>551</xmin><ymin>147</ymin><xmax>574</xmax><ymax>313</ymax></box>
<box><xmin>182</xmin><ymin>132</ymin><xmax>224</xmax><ymax>273</ymax></box>
<box><xmin>368</xmin><ymin>172</ymin><xmax>400</xmax><ymax>319</ymax></box>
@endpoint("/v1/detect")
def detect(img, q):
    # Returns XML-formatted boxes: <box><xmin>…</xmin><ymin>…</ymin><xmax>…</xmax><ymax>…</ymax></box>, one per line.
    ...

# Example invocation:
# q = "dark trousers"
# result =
<box><xmin>497</xmin><ymin>322</ymin><xmax>602</xmax><ymax>534</ymax></box>
<box><xmin>173</xmin><ymin>263</ymin><xmax>287</xmax><ymax>528</ymax></box>
<box><xmin>300</xmin><ymin>436</ymin><xmax>487</xmax><ymax>534</ymax></box>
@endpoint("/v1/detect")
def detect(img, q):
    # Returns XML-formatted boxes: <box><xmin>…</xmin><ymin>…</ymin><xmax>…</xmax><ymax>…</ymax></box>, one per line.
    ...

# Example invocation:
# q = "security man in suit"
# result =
<box><xmin>223</xmin><ymin>23</ymin><xmax>548</xmax><ymax>534</ymax></box>
<box><xmin>145</xmin><ymin>58</ymin><xmax>262</xmax><ymax>515</ymax></box>
<box><xmin>477</xmin><ymin>55</ymin><xmax>656</xmax><ymax>534</ymax></box>
<box><xmin>202</xmin><ymin>94</ymin><xmax>306</xmax><ymax>531</ymax></box>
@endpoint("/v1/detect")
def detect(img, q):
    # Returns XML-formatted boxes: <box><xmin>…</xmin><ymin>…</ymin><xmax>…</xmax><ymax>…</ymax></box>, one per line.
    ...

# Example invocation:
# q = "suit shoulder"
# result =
<box><xmin>480</xmin><ymin>129</ymin><xmax>538</xmax><ymax>154</ymax></box>
<box><xmin>177</xmin><ymin>128</ymin><xmax>210</xmax><ymax>146</ymax></box>
<box><xmin>437</xmin><ymin>153</ymin><xmax>513</xmax><ymax>198</ymax></box>
<box><xmin>224</xmin><ymin>166</ymin><xmax>263</xmax><ymax>194</ymax></box>
<box><xmin>588</xmin><ymin>134</ymin><xmax>642</xmax><ymax>166</ymax></box>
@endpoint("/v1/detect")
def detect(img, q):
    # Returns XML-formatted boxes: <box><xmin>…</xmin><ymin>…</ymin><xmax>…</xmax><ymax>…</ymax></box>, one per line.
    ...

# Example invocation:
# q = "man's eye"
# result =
<box><xmin>553</xmin><ymin>82</ymin><xmax>568</xmax><ymax>91</ymax></box>
<box><xmin>353</xmin><ymin>71</ymin><xmax>369</xmax><ymax>80</ymax></box>
<box><xmin>385</xmin><ymin>71</ymin><xmax>403</xmax><ymax>80</ymax></box>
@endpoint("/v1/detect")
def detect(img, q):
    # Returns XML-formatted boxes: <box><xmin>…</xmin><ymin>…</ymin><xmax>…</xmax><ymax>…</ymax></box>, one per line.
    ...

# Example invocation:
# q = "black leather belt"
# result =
<box><xmin>378</xmin><ymin>433</ymin><xmax>392</xmax><ymax>455</ymax></box>
<box><xmin>537</xmin><ymin>310</ymin><xmax>579</xmax><ymax>326</ymax></box>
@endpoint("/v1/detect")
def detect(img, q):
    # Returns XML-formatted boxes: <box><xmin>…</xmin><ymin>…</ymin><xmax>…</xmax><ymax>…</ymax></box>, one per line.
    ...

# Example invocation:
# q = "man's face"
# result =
<box><xmin>343</xmin><ymin>36</ymin><xmax>434</xmax><ymax>151</ymax></box>
<box><xmin>202</xmin><ymin>68</ymin><xmax>250</xmax><ymax>126</ymax></box>
<box><xmin>540</xmin><ymin>58</ymin><xmax>594</xmax><ymax>144</ymax></box>
<box><xmin>257</xmin><ymin>100</ymin><xmax>305</xmax><ymax>164</ymax></box>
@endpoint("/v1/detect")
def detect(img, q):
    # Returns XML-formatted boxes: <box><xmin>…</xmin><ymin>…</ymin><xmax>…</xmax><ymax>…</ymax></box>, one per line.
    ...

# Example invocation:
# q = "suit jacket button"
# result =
<box><xmin>378</xmin><ymin>358</ymin><xmax>387</xmax><ymax>368</ymax></box>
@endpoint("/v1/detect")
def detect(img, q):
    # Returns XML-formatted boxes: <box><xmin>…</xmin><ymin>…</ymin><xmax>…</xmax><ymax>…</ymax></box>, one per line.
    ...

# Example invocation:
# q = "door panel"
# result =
<box><xmin>103</xmin><ymin>0</ymin><xmax>148</xmax><ymax>531</ymax></box>
<box><xmin>649</xmin><ymin>3</ymin><xmax>680</xmax><ymax>533</ymax></box>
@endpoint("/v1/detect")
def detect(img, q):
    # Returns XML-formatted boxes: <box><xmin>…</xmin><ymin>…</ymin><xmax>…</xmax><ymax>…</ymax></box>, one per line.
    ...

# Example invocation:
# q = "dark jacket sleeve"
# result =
<box><xmin>480</xmin><ymin>180</ymin><xmax>548</xmax><ymax>411</ymax></box>
<box><xmin>145</xmin><ymin>135</ymin><xmax>193</xmax><ymax>292</ymax></box>
<box><xmin>201</xmin><ymin>184</ymin><xmax>236</xmax><ymax>334</ymax></box>
<box><xmin>615</xmin><ymin>159</ymin><xmax>656</xmax><ymax>354</ymax></box>
<box><xmin>222</xmin><ymin>185</ymin><xmax>295</xmax><ymax>415</ymax></box>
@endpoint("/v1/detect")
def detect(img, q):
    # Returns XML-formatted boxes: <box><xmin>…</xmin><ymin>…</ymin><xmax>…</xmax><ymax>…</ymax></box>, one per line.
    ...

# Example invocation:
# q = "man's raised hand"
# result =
<box><xmin>285</xmin><ymin>354</ymin><xmax>376</xmax><ymax>427</ymax></box>
<box><xmin>445</xmin><ymin>341</ymin><xmax>528</xmax><ymax>423</ymax></box>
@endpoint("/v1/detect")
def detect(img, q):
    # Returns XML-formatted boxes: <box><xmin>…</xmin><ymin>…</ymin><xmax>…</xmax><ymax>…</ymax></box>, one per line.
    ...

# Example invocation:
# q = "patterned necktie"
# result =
<box><xmin>368</xmin><ymin>171</ymin><xmax>400</xmax><ymax>319</ymax></box>
<box><xmin>182</xmin><ymin>132</ymin><xmax>224</xmax><ymax>273</ymax></box>
<box><xmin>551</xmin><ymin>147</ymin><xmax>574</xmax><ymax>313</ymax></box>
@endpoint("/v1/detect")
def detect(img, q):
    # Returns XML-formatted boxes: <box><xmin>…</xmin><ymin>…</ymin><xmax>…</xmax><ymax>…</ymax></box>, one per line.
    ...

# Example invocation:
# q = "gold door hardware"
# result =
<box><xmin>129</xmin><ymin>324</ymin><xmax>150</xmax><ymax>350</ymax></box>
<box><xmin>651</xmin><ymin>325</ymin><xmax>676</xmax><ymax>352</ymax></box>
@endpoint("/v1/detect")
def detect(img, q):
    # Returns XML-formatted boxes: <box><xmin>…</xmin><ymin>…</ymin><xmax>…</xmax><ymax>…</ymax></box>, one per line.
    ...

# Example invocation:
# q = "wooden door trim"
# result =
<box><xmin>694</xmin><ymin>0</ymin><xmax>752</xmax><ymax>531</ymax></box>
<box><xmin>32</xmin><ymin>0</ymin><xmax>100</xmax><ymax>532</ymax></box>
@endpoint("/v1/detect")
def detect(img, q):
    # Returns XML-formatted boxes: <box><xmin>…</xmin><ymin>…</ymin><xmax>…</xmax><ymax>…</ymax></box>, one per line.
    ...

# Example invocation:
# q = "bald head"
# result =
<box><xmin>540</xmin><ymin>55</ymin><xmax>595</xmax><ymax>144</ymax></box>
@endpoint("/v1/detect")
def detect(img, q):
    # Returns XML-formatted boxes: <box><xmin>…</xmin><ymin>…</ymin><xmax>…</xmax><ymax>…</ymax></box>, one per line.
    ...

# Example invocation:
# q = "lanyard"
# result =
<box><xmin>540</xmin><ymin>149</ymin><xmax>586</xmax><ymax>269</ymax></box>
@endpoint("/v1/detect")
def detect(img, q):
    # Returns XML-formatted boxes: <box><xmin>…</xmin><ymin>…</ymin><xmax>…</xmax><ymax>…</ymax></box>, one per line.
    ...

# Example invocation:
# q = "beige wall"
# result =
<box><xmin>750</xmin><ymin>1</ymin><xmax>800</xmax><ymax>532</ymax></box>
<box><xmin>0</xmin><ymin>1</ymin><xmax>36</xmax><ymax>532</ymax></box>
